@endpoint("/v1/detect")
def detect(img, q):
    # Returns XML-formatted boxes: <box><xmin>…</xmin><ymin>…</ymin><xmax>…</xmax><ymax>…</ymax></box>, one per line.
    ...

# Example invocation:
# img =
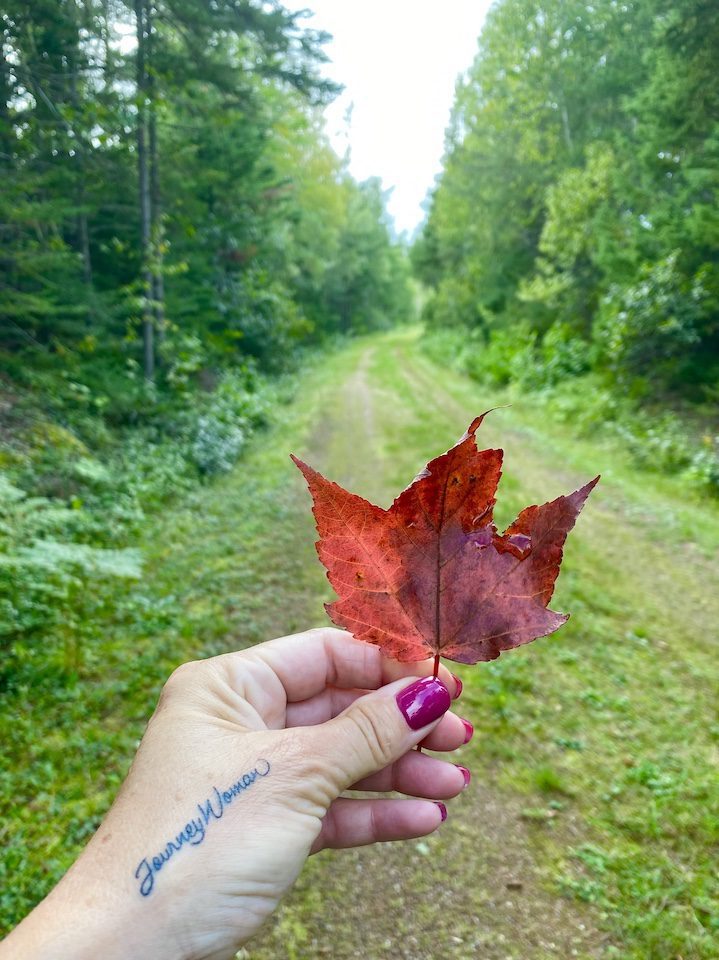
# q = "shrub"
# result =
<box><xmin>609</xmin><ymin>412</ymin><xmax>694</xmax><ymax>473</ymax></box>
<box><xmin>0</xmin><ymin>475</ymin><xmax>141</xmax><ymax>655</ymax></box>
<box><xmin>463</xmin><ymin>323</ymin><xmax>538</xmax><ymax>387</ymax></box>
<box><xmin>420</xmin><ymin>327</ymin><xmax>472</xmax><ymax>371</ymax></box>
<box><xmin>686</xmin><ymin>439</ymin><xmax>719</xmax><ymax>495</ymax></box>
<box><xmin>538</xmin><ymin>322</ymin><xmax>590</xmax><ymax>387</ymax></box>
<box><xmin>595</xmin><ymin>253</ymin><xmax>708</xmax><ymax>392</ymax></box>
<box><xmin>187</xmin><ymin>367</ymin><xmax>270</xmax><ymax>476</ymax></box>
<box><xmin>192</xmin><ymin>416</ymin><xmax>246</xmax><ymax>475</ymax></box>
<box><xmin>536</xmin><ymin>375</ymin><xmax>626</xmax><ymax>435</ymax></box>
<box><xmin>0</xmin><ymin>362</ymin><xmax>279</xmax><ymax>657</ymax></box>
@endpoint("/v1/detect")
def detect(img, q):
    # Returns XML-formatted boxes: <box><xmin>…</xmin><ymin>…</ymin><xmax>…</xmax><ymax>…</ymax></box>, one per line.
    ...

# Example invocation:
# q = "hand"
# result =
<box><xmin>2</xmin><ymin>628</ymin><xmax>471</xmax><ymax>960</ymax></box>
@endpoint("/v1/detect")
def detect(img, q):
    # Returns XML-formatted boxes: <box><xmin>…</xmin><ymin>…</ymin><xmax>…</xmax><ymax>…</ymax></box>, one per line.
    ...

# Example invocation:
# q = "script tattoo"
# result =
<box><xmin>134</xmin><ymin>759</ymin><xmax>271</xmax><ymax>897</ymax></box>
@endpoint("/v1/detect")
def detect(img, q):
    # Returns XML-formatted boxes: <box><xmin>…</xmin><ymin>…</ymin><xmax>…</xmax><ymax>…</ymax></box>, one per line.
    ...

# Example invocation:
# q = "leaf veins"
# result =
<box><xmin>292</xmin><ymin>415</ymin><xmax>598</xmax><ymax>664</ymax></box>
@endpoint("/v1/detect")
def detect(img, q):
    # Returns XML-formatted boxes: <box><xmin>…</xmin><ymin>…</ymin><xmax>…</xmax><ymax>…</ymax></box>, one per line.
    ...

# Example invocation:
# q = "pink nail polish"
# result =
<box><xmin>396</xmin><ymin>677</ymin><xmax>451</xmax><ymax>730</ymax></box>
<box><xmin>434</xmin><ymin>801</ymin><xmax>448</xmax><ymax>822</ymax></box>
<box><xmin>451</xmin><ymin>673</ymin><xmax>463</xmax><ymax>699</ymax></box>
<box><xmin>455</xmin><ymin>764</ymin><xmax>471</xmax><ymax>788</ymax></box>
<box><xmin>461</xmin><ymin>718</ymin><xmax>474</xmax><ymax>744</ymax></box>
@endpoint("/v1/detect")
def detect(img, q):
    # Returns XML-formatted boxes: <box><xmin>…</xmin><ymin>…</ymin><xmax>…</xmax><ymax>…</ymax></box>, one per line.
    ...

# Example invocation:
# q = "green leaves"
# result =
<box><xmin>1</xmin><ymin>0</ymin><xmax>411</xmax><ymax>382</ymax></box>
<box><xmin>417</xmin><ymin>0</ymin><xmax>719</xmax><ymax>397</ymax></box>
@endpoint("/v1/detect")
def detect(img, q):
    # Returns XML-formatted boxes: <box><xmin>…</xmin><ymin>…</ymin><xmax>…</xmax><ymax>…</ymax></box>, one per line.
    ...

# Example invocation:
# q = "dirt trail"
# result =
<box><xmin>248</xmin><ymin>337</ymin><xmax>606</xmax><ymax>960</ymax></box>
<box><xmin>188</xmin><ymin>334</ymin><xmax>719</xmax><ymax>960</ymax></box>
<box><xmin>390</xmin><ymin>338</ymin><xmax>719</xmax><ymax>663</ymax></box>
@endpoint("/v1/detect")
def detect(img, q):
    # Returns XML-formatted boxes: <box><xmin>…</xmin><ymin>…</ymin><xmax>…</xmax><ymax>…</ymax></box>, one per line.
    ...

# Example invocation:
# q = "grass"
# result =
<box><xmin>378</xmin><ymin>333</ymin><xmax>719</xmax><ymax>958</ymax></box>
<box><xmin>2</xmin><ymin>328</ymin><xmax>718</xmax><ymax>958</ymax></box>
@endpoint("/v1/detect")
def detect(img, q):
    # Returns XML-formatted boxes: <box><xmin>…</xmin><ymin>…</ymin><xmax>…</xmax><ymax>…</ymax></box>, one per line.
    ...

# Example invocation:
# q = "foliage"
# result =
<box><xmin>0</xmin><ymin>359</ymin><xmax>280</xmax><ymax>661</ymax></box>
<box><xmin>423</xmin><ymin>328</ymin><xmax>719</xmax><ymax>497</ymax></box>
<box><xmin>0</xmin><ymin>0</ymin><xmax>411</xmax><ymax>380</ymax></box>
<box><xmin>0</xmin><ymin>0</ymin><xmax>414</xmax><ymax>668</ymax></box>
<box><xmin>465</xmin><ymin>324</ymin><xmax>538</xmax><ymax>388</ymax></box>
<box><xmin>188</xmin><ymin>369</ymin><xmax>269</xmax><ymax>475</ymax></box>
<box><xmin>0</xmin><ymin>473</ymin><xmax>141</xmax><ymax>660</ymax></box>
<box><xmin>595</xmin><ymin>254</ymin><xmax>715</xmax><ymax>392</ymax></box>
<box><xmin>415</xmin><ymin>0</ymin><xmax>719</xmax><ymax>398</ymax></box>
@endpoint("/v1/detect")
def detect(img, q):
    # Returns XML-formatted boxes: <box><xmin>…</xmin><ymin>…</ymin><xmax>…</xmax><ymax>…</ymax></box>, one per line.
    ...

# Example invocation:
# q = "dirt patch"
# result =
<box><xmin>248</xmin><ymin>777</ymin><xmax>605</xmax><ymax>959</ymax></box>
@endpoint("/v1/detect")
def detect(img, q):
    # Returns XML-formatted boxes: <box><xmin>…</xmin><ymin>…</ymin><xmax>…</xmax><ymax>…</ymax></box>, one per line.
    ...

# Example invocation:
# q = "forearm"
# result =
<box><xmin>1</xmin><ymin>814</ymin><xmax>183</xmax><ymax>960</ymax></box>
<box><xmin>3</xmin><ymin>722</ymin><xmax>300</xmax><ymax>960</ymax></box>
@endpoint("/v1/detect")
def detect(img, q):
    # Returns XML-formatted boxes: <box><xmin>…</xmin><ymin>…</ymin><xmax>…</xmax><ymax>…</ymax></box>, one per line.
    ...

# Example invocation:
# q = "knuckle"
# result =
<box><xmin>347</xmin><ymin>700</ymin><xmax>396</xmax><ymax>769</ymax></box>
<box><xmin>162</xmin><ymin>659</ymin><xmax>202</xmax><ymax>697</ymax></box>
<box><xmin>272</xmin><ymin>730</ymin><xmax>338</xmax><ymax>811</ymax></box>
<box><xmin>277</xmin><ymin>730</ymin><xmax>332</xmax><ymax>782</ymax></box>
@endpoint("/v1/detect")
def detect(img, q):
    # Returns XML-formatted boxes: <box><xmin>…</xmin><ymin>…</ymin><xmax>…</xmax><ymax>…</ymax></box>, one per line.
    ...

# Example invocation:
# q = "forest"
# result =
<box><xmin>2</xmin><ymin>1</ymin><xmax>718</xmax><ymax>957</ymax></box>
<box><xmin>1</xmin><ymin>0</ymin><xmax>412</xmax><ymax>650</ymax></box>
<box><xmin>2</xmin><ymin>0</ymin><xmax>412</xmax><ymax>371</ymax></box>
<box><xmin>415</xmin><ymin>0</ymin><xmax>718</xmax><ymax>494</ymax></box>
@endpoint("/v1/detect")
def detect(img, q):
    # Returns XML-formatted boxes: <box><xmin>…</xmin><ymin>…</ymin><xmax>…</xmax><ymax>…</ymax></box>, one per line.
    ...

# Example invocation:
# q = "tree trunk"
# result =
<box><xmin>68</xmin><ymin>24</ymin><xmax>94</xmax><ymax>320</ymax></box>
<box><xmin>101</xmin><ymin>0</ymin><xmax>114</xmax><ymax>85</ymax></box>
<box><xmin>0</xmin><ymin>37</ymin><xmax>12</xmax><ymax>165</ymax></box>
<box><xmin>148</xmin><ymin>12</ymin><xmax>165</xmax><ymax>348</ymax></box>
<box><xmin>135</xmin><ymin>0</ymin><xmax>154</xmax><ymax>380</ymax></box>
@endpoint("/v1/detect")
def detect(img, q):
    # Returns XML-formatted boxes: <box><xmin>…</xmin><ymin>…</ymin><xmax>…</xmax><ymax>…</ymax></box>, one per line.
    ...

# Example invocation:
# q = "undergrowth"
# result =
<box><xmin>0</xmin><ymin>359</ymin><xmax>291</xmax><ymax>676</ymax></box>
<box><xmin>421</xmin><ymin>325</ymin><xmax>719</xmax><ymax>497</ymax></box>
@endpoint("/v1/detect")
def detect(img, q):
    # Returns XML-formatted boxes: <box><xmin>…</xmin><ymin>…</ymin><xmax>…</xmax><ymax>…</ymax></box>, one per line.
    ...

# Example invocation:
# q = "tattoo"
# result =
<box><xmin>134</xmin><ymin>758</ymin><xmax>271</xmax><ymax>897</ymax></box>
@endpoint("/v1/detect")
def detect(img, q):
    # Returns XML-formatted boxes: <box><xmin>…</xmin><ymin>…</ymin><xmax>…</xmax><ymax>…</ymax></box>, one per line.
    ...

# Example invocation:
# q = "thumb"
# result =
<box><xmin>314</xmin><ymin>676</ymin><xmax>451</xmax><ymax>791</ymax></box>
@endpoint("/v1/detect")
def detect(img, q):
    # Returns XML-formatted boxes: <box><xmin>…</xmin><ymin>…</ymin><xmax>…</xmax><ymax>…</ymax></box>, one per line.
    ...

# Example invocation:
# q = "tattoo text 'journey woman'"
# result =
<box><xmin>134</xmin><ymin>759</ymin><xmax>271</xmax><ymax>896</ymax></box>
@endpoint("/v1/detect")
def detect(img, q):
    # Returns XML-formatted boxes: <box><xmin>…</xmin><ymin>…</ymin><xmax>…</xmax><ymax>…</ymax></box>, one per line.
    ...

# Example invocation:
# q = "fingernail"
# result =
<box><xmin>461</xmin><ymin>718</ymin><xmax>474</xmax><ymax>744</ymax></box>
<box><xmin>455</xmin><ymin>764</ymin><xmax>471</xmax><ymax>788</ymax></box>
<box><xmin>434</xmin><ymin>801</ymin><xmax>448</xmax><ymax>822</ymax></box>
<box><xmin>396</xmin><ymin>677</ymin><xmax>451</xmax><ymax>730</ymax></box>
<box><xmin>451</xmin><ymin>674</ymin><xmax>463</xmax><ymax>699</ymax></box>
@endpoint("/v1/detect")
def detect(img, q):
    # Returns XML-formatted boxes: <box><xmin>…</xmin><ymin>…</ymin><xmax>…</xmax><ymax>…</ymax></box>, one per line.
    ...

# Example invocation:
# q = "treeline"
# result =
<box><xmin>414</xmin><ymin>0</ymin><xmax>718</xmax><ymax>400</ymax></box>
<box><xmin>1</xmin><ymin>0</ymin><xmax>412</xmax><ymax>396</ymax></box>
<box><xmin>0</xmin><ymin>1</ymin><xmax>413</xmax><ymax>655</ymax></box>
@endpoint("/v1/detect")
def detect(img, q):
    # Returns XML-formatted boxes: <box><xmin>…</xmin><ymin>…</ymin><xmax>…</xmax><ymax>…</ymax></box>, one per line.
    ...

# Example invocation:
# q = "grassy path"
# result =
<box><xmin>3</xmin><ymin>329</ymin><xmax>718</xmax><ymax>957</ymax></box>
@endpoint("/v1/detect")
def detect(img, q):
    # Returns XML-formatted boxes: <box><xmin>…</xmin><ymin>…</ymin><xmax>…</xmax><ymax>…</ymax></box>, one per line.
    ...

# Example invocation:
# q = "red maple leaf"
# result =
<box><xmin>292</xmin><ymin>414</ymin><xmax>598</xmax><ymax>665</ymax></box>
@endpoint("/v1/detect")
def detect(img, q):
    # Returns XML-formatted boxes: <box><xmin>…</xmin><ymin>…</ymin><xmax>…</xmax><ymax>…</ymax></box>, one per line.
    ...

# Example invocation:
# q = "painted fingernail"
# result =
<box><xmin>434</xmin><ymin>801</ymin><xmax>448</xmax><ymax>822</ymax></box>
<box><xmin>461</xmin><ymin>718</ymin><xmax>474</xmax><ymax>744</ymax></box>
<box><xmin>455</xmin><ymin>764</ymin><xmax>471</xmax><ymax>788</ymax></box>
<box><xmin>451</xmin><ymin>674</ymin><xmax>463</xmax><ymax>699</ymax></box>
<box><xmin>396</xmin><ymin>677</ymin><xmax>451</xmax><ymax>730</ymax></box>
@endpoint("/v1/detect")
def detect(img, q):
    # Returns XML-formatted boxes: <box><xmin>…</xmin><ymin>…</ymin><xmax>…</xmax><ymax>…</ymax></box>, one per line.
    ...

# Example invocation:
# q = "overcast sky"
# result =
<box><xmin>303</xmin><ymin>2</ymin><xmax>492</xmax><ymax>237</ymax></box>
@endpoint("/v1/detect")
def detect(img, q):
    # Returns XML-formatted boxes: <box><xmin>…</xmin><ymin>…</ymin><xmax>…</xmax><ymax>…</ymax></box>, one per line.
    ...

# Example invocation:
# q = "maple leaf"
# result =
<box><xmin>292</xmin><ymin>414</ymin><xmax>598</xmax><ymax>665</ymax></box>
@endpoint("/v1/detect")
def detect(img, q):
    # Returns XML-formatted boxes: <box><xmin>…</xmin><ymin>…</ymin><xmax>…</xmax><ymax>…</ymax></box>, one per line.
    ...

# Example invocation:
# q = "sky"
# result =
<box><xmin>302</xmin><ymin>1</ymin><xmax>492</xmax><ymax>237</ymax></box>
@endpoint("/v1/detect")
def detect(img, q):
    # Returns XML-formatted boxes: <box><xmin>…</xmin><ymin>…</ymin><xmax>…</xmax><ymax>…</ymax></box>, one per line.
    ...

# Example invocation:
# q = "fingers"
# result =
<box><xmin>307</xmin><ymin>675</ymin><xmax>454</xmax><ymax>792</ymax></box>
<box><xmin>350</xmin><ymin>750</ymin><xmax>469</xmax><ymax>799</ymax></box>
<box><xmin>419</xmin><ymin>711</ymin><xmax>473</xmax><ymax>752</ymax></box>
<box><xmin>285</xmin><ymin>681</ymin><xmax>463</xmax><ymax>729</ymax></box>
<box><xmin>286</xmin><ymin>687</ymin><xmax>471</xmax><ymax>756</ymax></box>
<box><xmin>235</xmin><ymin>627</ymin><xmax>460</xmax><ymax>705</ymax></box>
<box><xmin>285</xmin><ymin>686</ymin><xmax>360</xmax><ymax>727</ymax></box>
<box><xmin>310</xmin><ymin>797</ymin><xmax>446</xmax><ymax>854</ymax></box>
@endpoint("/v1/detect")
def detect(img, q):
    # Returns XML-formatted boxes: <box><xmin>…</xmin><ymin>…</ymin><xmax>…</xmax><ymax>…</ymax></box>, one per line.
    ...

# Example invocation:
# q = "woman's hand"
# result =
<box><xmin>2</xmin><ymin>628</ymin><xmax>471</xmax><ymax>960</ymax></box>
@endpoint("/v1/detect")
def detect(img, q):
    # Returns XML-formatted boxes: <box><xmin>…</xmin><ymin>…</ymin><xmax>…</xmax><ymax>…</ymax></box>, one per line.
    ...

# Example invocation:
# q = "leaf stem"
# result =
<box><xmin>417</xmin><ymin>656</ymin><xmax>442</xmax><ymax>753</ymax></box>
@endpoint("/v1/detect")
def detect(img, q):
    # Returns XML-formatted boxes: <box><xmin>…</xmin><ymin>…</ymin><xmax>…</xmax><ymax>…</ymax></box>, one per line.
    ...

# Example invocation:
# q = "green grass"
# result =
<box><xmin>2</xmin><ymin>328</ymin><xmax>718</xmax><ymax>958</ymax></box>
<box><xmin>376</xmin><ymin>333</ymin><xmax>719</xmax><ymax>958</ymax></box>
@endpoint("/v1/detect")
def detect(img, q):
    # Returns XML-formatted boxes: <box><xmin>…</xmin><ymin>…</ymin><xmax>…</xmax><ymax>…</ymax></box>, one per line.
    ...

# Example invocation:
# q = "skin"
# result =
<box><xmin>2</xmin><ymin>628</ymin><xmax>470</xmax><ymax>960</ymax></box>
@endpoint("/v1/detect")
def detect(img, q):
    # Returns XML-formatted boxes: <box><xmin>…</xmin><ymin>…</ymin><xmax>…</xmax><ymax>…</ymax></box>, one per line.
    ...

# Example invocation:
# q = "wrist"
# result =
<box><xmin>2</xmin><ymin>834</ymin><xmax>185</xmax><ymax>960</ymax></box>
